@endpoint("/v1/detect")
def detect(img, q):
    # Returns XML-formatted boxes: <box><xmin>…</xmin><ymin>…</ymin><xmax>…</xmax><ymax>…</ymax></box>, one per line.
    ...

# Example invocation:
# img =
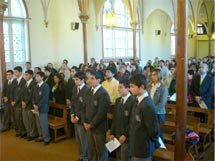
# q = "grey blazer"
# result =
<box><xmin>147</xmin><ymin>83</ymin><xmax>168</xmax><ymax>114</ymax></box>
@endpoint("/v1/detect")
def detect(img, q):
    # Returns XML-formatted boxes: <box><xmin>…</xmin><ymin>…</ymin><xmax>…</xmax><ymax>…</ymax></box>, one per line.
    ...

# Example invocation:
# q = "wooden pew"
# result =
<box><xmin>48</xmin><ymin>102</ymin><xmax>68</xmax><ymax>142</ymax></box>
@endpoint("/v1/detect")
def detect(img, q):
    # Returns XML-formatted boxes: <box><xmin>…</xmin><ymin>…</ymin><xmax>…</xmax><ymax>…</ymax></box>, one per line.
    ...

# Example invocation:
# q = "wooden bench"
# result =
<box><xmin>48</xmin><ymin>102</ymin><xmax>68</xmax><ymax>142</ymax></box>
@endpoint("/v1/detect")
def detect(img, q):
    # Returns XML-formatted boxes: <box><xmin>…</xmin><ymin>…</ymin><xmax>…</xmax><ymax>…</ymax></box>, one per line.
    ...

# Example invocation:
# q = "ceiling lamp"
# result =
<box><xmin>105</xmin><ymin>11</ymin><xmax>116</xmax><ymax>27</ymax></box>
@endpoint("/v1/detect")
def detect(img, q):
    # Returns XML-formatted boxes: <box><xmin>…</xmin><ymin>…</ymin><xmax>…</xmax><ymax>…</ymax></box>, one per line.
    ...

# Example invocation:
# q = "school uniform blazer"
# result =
<box><xmin>65</xmin><ymin>78</ymin><xmax>75</xmax><ymax>100</ymax></box>
<box><xmin>11</xmin><ymin>78</ymin><xmax>26</xmax><ymax>107</ymax></box>
<box><xmin>83</xmin><ymin>86</ymin><xmax>110</xmax><ymax>134</ymax></box>
<box><xmin>190</xmin><ymin>74</ymin><xmax>214</xmax><ymax>109</ymax></box>
<box><xmin>129</xmin><ymin>96</ymin><xmax>160</xmax><ymax>158</ymax></box>
<box><xmin>110</xmin><ymin>95</ymin><xmax>134</xmax><ymax>138</ymax></box>
<box><xmin>33</xmin><ymin>83</ymin><xmax>50</xmax><ymax>113</ymax></box>
<box><xmin>70</xmin><ymin>85</ymin><xmax>89</xmax><ymax>124</ymax></box>
<box><xmin>3</xmin><ymin>79</ymin><xmax>16</xmax><ymax>102</ymax></box>
<box><xmin>22</xmin><ymin>81</ymin><xmax>36</xmax><ymax>109</ymax></box>
<box><xmin>147</xmin><ymin>84</ymin><xmax>168</xmax><ymax>114</ymax></box>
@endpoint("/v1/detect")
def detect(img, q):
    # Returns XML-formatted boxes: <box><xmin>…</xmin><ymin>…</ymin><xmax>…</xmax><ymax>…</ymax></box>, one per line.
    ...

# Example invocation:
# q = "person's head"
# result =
<box><xmin>90</xmin><ymin>57</ymin><xmax>96</xmax><ymax>64</ymax></box>
<box><xmin>6</xmin><ymin>70</ymin><xmax>13</xmax><ymax>80</ymax></box>
<box><xmin>61</xmin><ymin>64</ymin><xmax>67</xmax><ymax>70</ymax></box>
<box><xmin>119</xmin><ymin>65</ymin><xmax>126</xmax><ymax>74</ymax></box>
<box><xmin>35</xmin><ymin>72</ymin><xmax>45</xmax><ymax>83</ymax></box>
<box><xmin>53</xmin><ymin>73</ymin><xmax>63</xmax><ymax>84</ymax></box>
<box><xmin>199</xmin><ymin>63</ymin><xmax>208</xmax><ymax>75</ymax></box>
<box><xmin>170</xmin><ymin>67</ymin><xmax>176</xmax><ymax>76</ymax></box>
<box><xmin>13</xmin><ymin>66</ymin><xmax>22</xmax><ymax>78</ymax></box>
<box><xmin>71</xmin><ymin>66</ymin><xmax>79</xmax><ymax>78</ymax></box>
<box><xmin>131</xmin><ymin>63</ymin><xmax>138</xmax><ymax>71</ymax></box>
<box><xmin>25</xmin><ymin>70</ymin><xmax>33</xmax><ymax>81</ymax></box>
<box><xmin>25</xmin><ymin>62</ymin><xmax>31</xmax><ymax>70</ymax></box>
<box><xmin>159</xmin><ymin>60</ymin><xmax>165</xmax><ymax>67</ymax></box>
<box><xmin>44</xmin><ymin>66</ymin><xmax>51</xmax><ymax>77</ymax></box>
<box><xmin>129</xmin><ymin>74</ymin><xmax>147</xmax><ymax>96</ymax></box>
<box><xmin>105</xmin><ymin>67</ymin><xmax>115</xmax><ymax>80</ymax></box>
<box><xmin>118</xmin><ymin>79</ymin><xmax>130</xmax><ymax>97</ymax></box>
<box><xmin>34</xmin><ymin>67</ymin><xmax>41</xmax><ymax>75</ymax></box>
<box><xmin>189</xmin><ymin>63</ymin><xmax>197</xmax><ymax>72</ymax></box>
<box><xmin>151</xmin><ymin>68</ymin><xmax>162</xmax><ymax>83</ymax></box>
<box><xmin>63</xmin><ymin>59</ymin><xmax>68</xmax><ymax>65</ymax></box>
<box><xmin>74</xmin><ymin>72</ymin><xmax>85</xmax><ymax>86</ymax></box>
<box><xmin>100</xmin><ymin>59</ymin><xmax>104</xmax><ymax>64</ymax></box>
<box><xmin>47</xmin><ymin>63</ymin><xmax>53</xmax><ymax>68</ymax></box>
<box><xmin>188</xmin><ymin>69</ymin><xmax>194</xmax><ymax>81</ymax></box>
<box><xmin>88</xmin><ymin>71</ymin><xmax>102</xmax><ymax>88</ymax></box>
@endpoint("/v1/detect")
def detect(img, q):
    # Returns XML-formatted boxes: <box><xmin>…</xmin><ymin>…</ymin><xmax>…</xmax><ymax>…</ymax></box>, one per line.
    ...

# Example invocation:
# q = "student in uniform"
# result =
<box><xmin>2</xmin><ymin>70</ymin><xmax>15</xmax><ymax>131</ymax></box>
<box><xmin>11</xmin><ymin>66</ymin><xmax>27</xmax><ymax>137</ymax></box>
<box><xmin>109</xmin><ymin>79</ymin><xmax>134</xmax><ymax>161</ymax></box>
<box><xmin>83</xmin><ymin>71</ymin><xmax>110</xmax><ymax>161</ymax></box>
<box><xmin>70</xmin><ymin>72</ymin><xmax>89</xmax><ymax>161</ymax></box>
<box><xmin>129</xmin><ymin>74</ymin><xmax>160</xmax><ymax>161</ymax></box>
<box><xmin>33</xmin><ymin>72</ymin><xmax>51</xmax><ymax>145</ymax></box>
<box><xmin>21</xmin><ymin>70</ymin><xmax>38</xmax><ymax>141</ymax></box>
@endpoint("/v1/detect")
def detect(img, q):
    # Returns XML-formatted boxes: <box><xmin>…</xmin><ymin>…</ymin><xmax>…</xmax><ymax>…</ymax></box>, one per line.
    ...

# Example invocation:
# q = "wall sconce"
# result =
<box><xmin>155</xmin><ymin>30</ymin><xmax>161</xmax><ymax>35</ymax></box>
<box><xmin>71</xmin><ymin>22</ymin><xmax>79</xmax><ymax>31</ymax></box>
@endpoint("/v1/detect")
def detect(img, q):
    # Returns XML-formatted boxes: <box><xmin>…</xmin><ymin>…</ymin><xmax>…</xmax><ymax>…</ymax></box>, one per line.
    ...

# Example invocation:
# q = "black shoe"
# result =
<box><xmin>27</xmin><ymin>136</ymin><xmax>35</xmax><ymax>141</ymax></box>
<box><xmin>35</xmin><ymin>137</ymin><xmax>43</xmax><ymax>142</ymax></box>
<box><xmin>0</xmin><ymin>129</ymin><xmax>10</xmax><ymax>132</ymax></box>
<box><xmin>15</xmin><ymin>133</ymin><xmax>21</xmax><ymax>137</ymax></box>
<box><xmin>76</xmin><ymin>159</ymin><xmax>83</xmax><ymax>161</ymax></box>
<box><xmin>44</xmin><ymin>141</ymin><xmax>50</xmax><ymax>145</ymax></box>
<box><xmin>21</xmin><ymin>133</ymin><xmax>27</xmax><ymax>138</ymax></box>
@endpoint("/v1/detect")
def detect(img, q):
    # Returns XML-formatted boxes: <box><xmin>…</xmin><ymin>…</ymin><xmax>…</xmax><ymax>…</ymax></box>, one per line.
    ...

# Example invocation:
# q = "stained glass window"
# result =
<box><xmin>102</xmin><ymin>0</ymin><xmax>140</xmax><ymax>59</ymax></box>
<box><xmin>3</xmin><ymin>0</ymin><xmax>28</xmax><ymax>70</ymax></box>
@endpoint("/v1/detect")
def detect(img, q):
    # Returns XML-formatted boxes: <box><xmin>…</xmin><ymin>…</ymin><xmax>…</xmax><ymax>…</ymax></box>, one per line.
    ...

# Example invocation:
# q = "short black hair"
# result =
<box><xmin>188</xmin><ymin>69</ymin><xmax>194</xmax><ymax>75</ymax></box>
<box><xmin>7</xmin><ymin>70</ymin><xmax>14</xmax><ymax>74</ymax></box>
<box><xmin>159</xmin><ymin>60</ymin><xmax>165</xmax><ymax>63</ymax></box>
<box><xmin>129</xmin><ymin>74</ymin><xmax>147</xmax><ymax>88</ymax></box>
<box><xmin>26</xmin><ymin>62</ymin><xmax>31</xmax><ymax>65</ymax></box>
<box><xmin>74</xmin><ymin>72</ymin><xmax>85</xmax><ymax>80</ymax></box>
<box><xmin>44</xmin><ymin>66</ymin><xmax>51</xmax><ymax>72</ymax></box>
<box><xmin>25</xmin><ymin>70</ymin><xmax>34</xmax><ymax>76</ymax></box>
<box><xmin>119</xmin><ymin>79</ymin><xmax>130</xmax><ymax>88</ymax></box>
<box><xmin>106</xmin><ymin>66</ymin><xmax>116</xmax><ymax>75</ymax></box>
<box><xmin>14</xmin><ymin>66</ymin><xmax>22</xmax><ymax>72</ymax></box>
<box><xmin>36</xmin><ymin>72</ymin><xmax>45</xmax><ymax>78</ymax></box>
<box><xmin>90</xmin><ymin>70</ymin><xmax>103</xmax><ymax>80</ymax></box>
<box><xmin>35</xmin><ymin>67</ymin><xmax>42</xmax><ymax>72</ymax></box>
<box><xmin>71</xmin><ymin>66</ymin><xmax>80</xmax><ymax>72</ymax></box>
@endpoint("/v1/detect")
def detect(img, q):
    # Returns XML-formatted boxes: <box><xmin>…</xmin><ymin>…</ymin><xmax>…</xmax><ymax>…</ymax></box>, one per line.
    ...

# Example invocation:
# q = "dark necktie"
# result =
<box><xmin>121</xmin><ymin>98</ymin><xmax>124</xmax><ymax>106</ymax></box>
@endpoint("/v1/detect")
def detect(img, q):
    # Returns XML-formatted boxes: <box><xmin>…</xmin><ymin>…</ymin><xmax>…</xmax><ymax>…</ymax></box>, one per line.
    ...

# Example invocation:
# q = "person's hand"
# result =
<box><xmin>71</xmin><ymin>115</ymin><xmax>78</xmax><ymax>124</ymax></box>
<box><xmin>119</xmin><ymin>135</ymin><xmax>126</xmax><ymax>145</ymax></box>
<box><xmin>66</xmin><ymin>99</ymin><xmax>71</xmax><ymax>106</ymax></box>
<box><xmin>11</xmin><ymin>101</ymin><xmax>15</xmax><ymax>106</ymax></box>
<box><xmin>195</xmin><ymin>96</ymin><xmax>201</xmax><ymax>103</ymax></box>
<box><xmin>109</xmin><ymin>135</ymin><xmax>115</xmax><ymax>141</ymax></box>
<box><xmin>3</xmin><ymin>97</ymin><xmax>8</xmax><ymax>103</ymax></box>
<box><xmin>84</xmin><ymin>123</ymin><xmax>92</xmax><ymax>131</ymax></box>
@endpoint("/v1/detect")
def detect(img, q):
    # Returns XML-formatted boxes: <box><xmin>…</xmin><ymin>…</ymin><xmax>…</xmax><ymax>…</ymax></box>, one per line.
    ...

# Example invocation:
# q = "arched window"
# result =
<box><xmin>102</xmin><ymin>0</ymin><xmax>139</xmax><ymax>60</ymax></box>
<box><xmin>171</xmin><ymin>25</ymin><xmax>175</xmax><ymax>56</ymax></box>
<box><xmin>3</xmin><ymin>0</ymin><xmax>29</xmax><ymax>70</ymax></box>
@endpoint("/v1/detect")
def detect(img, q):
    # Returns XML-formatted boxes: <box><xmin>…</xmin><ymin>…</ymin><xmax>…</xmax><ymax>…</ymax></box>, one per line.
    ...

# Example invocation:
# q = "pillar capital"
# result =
<box><xmin>0</xmin><ymin>1</ymin><xmax>8</xmax><ymax>16</ymax></box>
<box><xmin>130</xmin><ymin>21</ymin><xmax>138</xmax><ymax>30</ymax></box>
<box><xmin>79</xmin><ymin>14</ymin><xmax>89</xmax><ymax>24</ymax></box>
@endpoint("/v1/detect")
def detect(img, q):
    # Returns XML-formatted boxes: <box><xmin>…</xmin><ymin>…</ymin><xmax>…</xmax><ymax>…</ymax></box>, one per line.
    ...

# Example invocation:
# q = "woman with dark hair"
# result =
<box><xmin>130</xmin><ymin>63</ymin><xmax>141</xmax><ymax>76</ymax></box>
<box><xmin>51</xmin><ymin>73</ymin><xmax>66</xmax><ymax>105</ymax></box>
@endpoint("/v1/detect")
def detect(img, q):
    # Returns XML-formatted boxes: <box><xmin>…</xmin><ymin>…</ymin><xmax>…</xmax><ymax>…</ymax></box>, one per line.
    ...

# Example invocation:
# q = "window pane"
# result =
<box><xmin>11</xmin><ymin>0</ymin><xmax>24</xmax><ymax>17</ymax></box>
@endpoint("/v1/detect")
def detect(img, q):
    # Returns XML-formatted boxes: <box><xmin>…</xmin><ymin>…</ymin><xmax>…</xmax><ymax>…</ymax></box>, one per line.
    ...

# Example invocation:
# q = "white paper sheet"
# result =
<box><xmin>169</xmin><ymin>93</ymin><xmax>176</xmax><ymax>102</ymax></box>
<box><xmin>199</xmin><ymin>100</ymin><xmax>208</xmax><ymax>109</ymax></box>
<box><xmin>105</xmin><ymin>138</ymin><xmax>121</xmax><ymax>153</ymax></box>
<box><xmin>159</xmin><ymin>137</ymin><xmax>166</xmax><ymax>149</ymax></box>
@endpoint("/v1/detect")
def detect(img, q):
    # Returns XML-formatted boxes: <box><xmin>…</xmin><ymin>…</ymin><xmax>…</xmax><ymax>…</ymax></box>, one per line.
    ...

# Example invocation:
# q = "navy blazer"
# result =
<box><xmin>129</xmin><ymin>96</ymin><xmax>160</xmax><ymax>158</ymax></box>
<box><xmin>22</xmin><ymin>81</ymin><xmax>36</xmax><ymax>109</ymax></box>
<box><xmin>83</xmin><ymin>86</ymin><xmax>110</xmax><ymax>134</ymax></box>
<box><xmin>33</xmin><ymin>83</ymin><xmax>50</xmax><ymax>113</ymax></box>
<box><xmin>190</xmin><ymin>74</ymin><xmax>214</xmax><ymax>109</ymax></box>
<box><xmin>110</xmin><ymin>95</ymin><xmax>134</xmax><ymax>138</ymax></box>
<box><xmin>70</xmin><ymin>84</ymin><xmax>89</xmax><ymax>124</ymax></box>
<box><xmin>11</xmin><ymin>78</ymin><xmax>26</xmax><ymax>107</ymax></box>
<box><xmin>3</xmin><ymin>79</ymin><xmax>16</xmax><ymax>102</ymax></box>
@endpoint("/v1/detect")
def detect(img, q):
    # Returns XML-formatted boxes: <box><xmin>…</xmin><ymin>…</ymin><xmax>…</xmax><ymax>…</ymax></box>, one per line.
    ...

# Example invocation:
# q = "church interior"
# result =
<box><xmin>0</xmin><ymin>0</ymin><xmax>214</xmax><ymax>161</ymax></box>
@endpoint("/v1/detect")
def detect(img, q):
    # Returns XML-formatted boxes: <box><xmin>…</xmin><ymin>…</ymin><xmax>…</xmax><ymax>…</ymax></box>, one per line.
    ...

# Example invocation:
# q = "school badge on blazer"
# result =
<box><xmin>93</xmin><ymin>100</ymin><xmax>98</xmax><ymax>106</ymax></box>
<box><xmin>135</xmin><ymin>115</ymin><xmax>141</xmax><ymax>122</ymax></box>
<box><xmin>124</xmin><ymin>110</ymin><xmax>129</xmax><ymax>117</ymax></box>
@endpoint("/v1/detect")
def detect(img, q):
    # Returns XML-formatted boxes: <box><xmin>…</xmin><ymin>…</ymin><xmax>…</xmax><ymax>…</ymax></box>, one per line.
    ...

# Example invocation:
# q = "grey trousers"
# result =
<box><xmin>14</xmin><ymin>106</ymin><xmax>26</xmax><ymax>135</ymax></box>
<box><xmin>39</xmin><ymin>113</ymin><xmax>51</xmax><ymax>142</ymax></box>
<box><xmin>22</xmin><ymin>109</ymin><xmax>38</xmax><ymax>137</ymax></box>
<box><xmin>116</xmin><ymin>143</ymin><xmax>131</xmax><ymax>161</ymax></box>
<box><xmin>34</xmin><ymin>113</ymin><xmax>43</xmax><ymax>138</ymax></box>
<box><xmin>1</xmin><ymin>104</ymin><xmax>12</xmax><ymax>130</ymax></box>
<box><xmin>74</xmin><ymin>124</ymin><xmax>88</xmax><ymax>161</ymax></box>
<box><xmin>87</xmin><ymin>131</ymin><xmax>107</xmax><ymax>161</ymax></box>
<box><xmin>131</xmin><ymin>157</ymin><xmax>152</xmax><ymax>161</ymax></box>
